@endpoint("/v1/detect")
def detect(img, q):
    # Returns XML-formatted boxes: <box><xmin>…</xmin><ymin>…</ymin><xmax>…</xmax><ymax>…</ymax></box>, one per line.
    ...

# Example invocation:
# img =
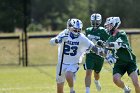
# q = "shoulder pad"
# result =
<box><xmin>63</xmin><ymin>29</ymin><xmax>69</xmax><ymax>35</ymax></box>
<box><xmin>98</xmin><ymin>27</ymin><xmax>108</xmax><ymax>32</ymax></box>
<box><xmin>119</xmin><ymin>30</ymin><xmax>126</xmax><ymax>35</ymax></box>
<box><xmin>98</xmin><ymin>27</ymin><xmax>105</xmax><ymax>30</ymax></box>
<box><xmin>86</xmin><ymin>27</ymin><xmax>93</xmax><ymax>31</ymax></box>
<box><xmin>63</xmin><ymin>29</ymin><xmax>68</xmax><ymax>32</ymax></box>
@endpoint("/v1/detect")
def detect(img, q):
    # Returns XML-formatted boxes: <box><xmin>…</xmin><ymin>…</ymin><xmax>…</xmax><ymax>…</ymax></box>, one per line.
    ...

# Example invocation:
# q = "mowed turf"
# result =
<box><xmin>0</xmin><ymin>33</ymin><xmax>139</xmax><ymax>93</ymax></box>
<box><xmin>0</xmin><ymin>64</ymin><xmax>140</xmax><ymax>93</ymax></box>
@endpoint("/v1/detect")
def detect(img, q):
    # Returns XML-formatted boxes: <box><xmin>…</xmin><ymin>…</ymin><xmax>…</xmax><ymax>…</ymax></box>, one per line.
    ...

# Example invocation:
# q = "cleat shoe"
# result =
<box><xmin>94</xmin><ymin>80</ymin><xmax>101</xmax><ymax>91</ymax></box>
<box><xmin>124</xmin><ymin>86</ymin><xmax>131</xmax><ymax>93</ymax></box>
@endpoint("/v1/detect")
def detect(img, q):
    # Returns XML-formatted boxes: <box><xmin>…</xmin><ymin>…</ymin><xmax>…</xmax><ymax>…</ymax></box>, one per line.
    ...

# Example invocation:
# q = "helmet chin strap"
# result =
<box><xmin>109</xmin><ymin>23</ymin><xmax>118</xmax><ymax>35</ymax></box>
<box><xmin>110</xmin><ymin>28</ymin><xmax>115</xmax><ymax>35</ymax></box>
<box><xmin>70</xmin><ymin>32</ymin><xmax>79</xmax><ymax>39</ymax></box>
<box><xmin>93</xmin><ymin>25</ymin><xmax>99</xmax><ymax>30</ymax></box>
<box><xmin>92</xmin><ymin>21</ymin><xmax>99</xmax><ymax>30</ymax></box>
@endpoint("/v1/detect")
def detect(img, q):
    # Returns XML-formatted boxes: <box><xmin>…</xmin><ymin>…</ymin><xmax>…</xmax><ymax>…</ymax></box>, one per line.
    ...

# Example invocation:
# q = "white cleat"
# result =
<box><xmin>124</xmin><ymin>86</ymin><xmax>131</xmax><ymax>93</ymax></box>
<box><xmin>94</xmin><ymin>80</ymin><xmax>101</xmax><ymax>91</ymax></box>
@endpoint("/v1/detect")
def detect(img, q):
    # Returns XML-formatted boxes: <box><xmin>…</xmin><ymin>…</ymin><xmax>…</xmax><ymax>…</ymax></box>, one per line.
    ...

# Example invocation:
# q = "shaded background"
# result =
<box><xmin>0</xmin><ymin>0</ymin><xmax>140</xmax><ymax>32</ymax></box>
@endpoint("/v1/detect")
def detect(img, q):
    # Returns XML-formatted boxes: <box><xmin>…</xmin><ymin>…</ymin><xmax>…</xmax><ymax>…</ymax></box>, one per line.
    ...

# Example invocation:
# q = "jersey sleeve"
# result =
<box><xmin>81</xmin><ymin>34</ymin><xmax>95</xmax><ymax>52</ymax></box>
<box><xmin>50</xmin><ymin>29</ymin><xmax>69</xmax><ymax>46</ymax></box>
<box><xmin>85</xmin><ymin>27</ymin><xmax>93</xmax><ymax>36</ymax></box>
<box><xmin>85</xmin><ymin>28</ymin><xmax>89</xmax><ymax>36</ymax></box>
<box><xmin>56</xmin><ymin>29</ymin><xmax>69</xmax><ymax>38</ymax></box>
<box><xmin>100</xmin><ymin>28</ymin><xmax>110</xmax><ymax>41</ymax></box>
<box><xmin>118</xmin><ymin>32</ymin><xmax>131</xmax><ymax>50</ymax></box>
<box><xmin>107</xmin><ymin>31</ymin><xmax>131</xmax><ymax>50</ymax></box>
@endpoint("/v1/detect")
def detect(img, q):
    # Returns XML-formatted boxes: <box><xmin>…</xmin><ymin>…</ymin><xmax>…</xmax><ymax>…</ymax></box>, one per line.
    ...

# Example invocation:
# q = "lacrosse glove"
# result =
<box><xmin>105</xmin><ymin>54</ymin><xmax>116</xmax><ymax>64</ymax></box>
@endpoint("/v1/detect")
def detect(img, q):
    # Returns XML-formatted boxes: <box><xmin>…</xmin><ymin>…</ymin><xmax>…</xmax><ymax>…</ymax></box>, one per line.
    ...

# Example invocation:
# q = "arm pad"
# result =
<box><xmin>106</xmin><ymin>42</ymin><xmax>122</xmax><ymax>49</ymax></box>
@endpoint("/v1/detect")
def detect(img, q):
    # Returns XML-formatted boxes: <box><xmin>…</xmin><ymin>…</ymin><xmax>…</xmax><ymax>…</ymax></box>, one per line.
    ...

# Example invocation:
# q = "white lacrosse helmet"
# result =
<box><xmin>90</xmin><ymin>13</ymin><xmax>102</xmax><ymax>28</ymax></box>
<box><xmin>104</xmin><ymin>17</ymin><xmax>121</xmax><ymax>31</ymax></box>
<box><xmin>67</xmin><ymin>18</ymin><xmax>83</xmax><ymax>36</ymax></box>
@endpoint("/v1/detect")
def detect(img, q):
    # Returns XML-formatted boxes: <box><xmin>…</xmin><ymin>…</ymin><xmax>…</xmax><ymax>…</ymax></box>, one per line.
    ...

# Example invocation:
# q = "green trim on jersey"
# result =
<box><xmin>107</xmin><ymin>30</ymin><xmax>138</xmax><ymax>76</ymax></box>
<box><xmin>84</xmin><ymin>26</ymin><xmax>110</xmax><ymax>71</ymax></box>
<box><xmin>107</xmin><ymin>31</ymin><xmax>136</xmax><ymax>63</ymax></box>
<box><xmin>85</xmin><ymin>27</ymin><xmax>110</xmax><ymax>41</ymax></box>
<box><xmin>85</xmin><ymin>26</ymin><xmax>110</xmax><ymax>55</ymax></box>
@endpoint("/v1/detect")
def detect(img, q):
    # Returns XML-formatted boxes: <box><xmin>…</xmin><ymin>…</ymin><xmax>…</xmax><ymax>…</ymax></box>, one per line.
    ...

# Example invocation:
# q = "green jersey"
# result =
<box><xmin>85</xmin><ymin>27</ymin><xmax>110</xmax><ymax>55</ymax></box>
<box><xmin>85</xmin><ymin>27</ymin><xmax>110</xmax><ymax>41</ymax></box>
<box><xmin>84</xmin><ymin>26</ymin><xmax>109</xmax><ymax>71</ymax></box>
<box><xmin>107</xmin><ymin>31</ymin><xmax>135</xmax><ymax>62</ymax></box>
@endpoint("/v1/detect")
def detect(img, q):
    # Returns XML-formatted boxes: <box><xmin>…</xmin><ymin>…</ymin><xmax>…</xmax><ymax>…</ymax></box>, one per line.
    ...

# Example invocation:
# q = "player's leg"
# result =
<box><xmin>127</xmin><ymin>60</ymin><xmax>140</xmax><ymax>93</ymax></box>
<box><xmin>93</xmin><ymin>57</ymin><xmax>104</xmax><ymax>91</ymax></box>
<box><xmin>65</xmin><ymin>64</ymin><xmax>79</xmax><ymax>93</ymax></box>
<box><xmin>113</xmin><ymin>63</ymin><xmax>130</xmax><ymax>93</ymax></box>
<box><xmin>56</xmin><ymin>64</ymin><xmax>66</xmax><ymax>93</ymax></box>
<box><xmin>94</xmin><ymin>71</ymin><xmax>101</xmax><ymax>91</ymax></box>
<box><xmin>65</xmin><ymin>71</ymin><xmax>75</xmax><ymax>92</ymax></box>
<box><xmin>129</xmin><ymin>71</ymin><xmax>140</xmax><ymax>93</ymax></box>
<box><xmin>113</xmin><ymin>73</ymin><xmax>131</xmax><ymax>93</ymax></box>
<box><xmin>83</xmin><ymin>54</ymin><xmax>95</xmax><ymax>93</ymax></box>
<box><xmin>57</xmin><ymin>82</ymin><xmax>64</xmax><ymax>93</ymax></box>
<box><xmin>85</xmin><ymin>69</ymin><xmax>92</xmax><ymax>87</ymax></box>
<box><xmin>85</xmin><ymin>69</ymin><xmax>92</xmax><ymax>93</ymax></box>
<box><xmin>93</xmin><ymin>56</ymin><xmax>104</xmax><ymax>81</ymax></box>
<box><xmin>94</xmin><ymin>71</ymin><xmax>99</xmax><ymax>80</ymax></box>
<box><xmin>113</xmin><ymin>73</ymin><xmax>126</xmax><ymax>88</ymax></box>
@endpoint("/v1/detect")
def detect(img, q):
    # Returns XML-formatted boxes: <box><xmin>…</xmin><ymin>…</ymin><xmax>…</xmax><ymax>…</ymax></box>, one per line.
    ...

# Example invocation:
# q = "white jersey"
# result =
<box><xmin>56</xmin><ymin>29</ymin><xmax>94</xmax><ymax>65</ymax></box>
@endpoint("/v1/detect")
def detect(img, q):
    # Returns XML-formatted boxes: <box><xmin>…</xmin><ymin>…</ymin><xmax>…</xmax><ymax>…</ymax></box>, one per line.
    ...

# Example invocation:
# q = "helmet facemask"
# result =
<box><xmin>69</xmin><ymin>27</ymin><xmax>81</xmax><ymax>36</ymax></box>
<box><xmin>90</xmin><ymin>13</ymin><xmax>102</xmax><ymax>29</ymax></box>
<box><xmin>67</xmin><ymin>18</ymin><xmax>83</xmax><ymax>38</ymax></box>
<box><xmin>104</xmin><ymin>17</ymin><xmax>121</xmax><ymax>35</ymax></box>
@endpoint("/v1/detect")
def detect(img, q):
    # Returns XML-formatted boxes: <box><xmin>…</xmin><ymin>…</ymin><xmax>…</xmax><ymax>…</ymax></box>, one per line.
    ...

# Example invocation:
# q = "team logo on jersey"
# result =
<box><xmin>66</xmin><ymin>40</ymin><xmax>79</xmax><ymax>45</ymax></box>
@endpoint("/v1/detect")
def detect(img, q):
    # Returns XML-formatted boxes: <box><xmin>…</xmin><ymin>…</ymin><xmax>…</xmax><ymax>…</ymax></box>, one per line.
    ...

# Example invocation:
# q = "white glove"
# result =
<box><xmin>55</xmin><ymin>35</ymin><xmax>68</xmax><ymax>43</ymax></box>
<box><xmin>50</xmin><ymin>38</ymin><xmax>56</xmax><ymax>46</ymax></box>
<box><xmin>105</xmin><ymin>54</ymin><xmax>116</xmax><ymax>64</ymax></box>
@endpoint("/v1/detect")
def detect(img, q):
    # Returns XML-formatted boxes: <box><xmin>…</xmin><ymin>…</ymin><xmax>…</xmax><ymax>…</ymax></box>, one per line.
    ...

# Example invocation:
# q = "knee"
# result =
<box><xmin>65</xmin><ymin>71</ymin><xmax>73</xmax><ymax>80</ymax></box>
<box><xmin>86</xmin><ymin>70</ymin><xmax>92</xmax><ymax>77</ymax></box>
<box><xmin>113</xmin><ymin>76</ymin><xmax>120</xmax><ymax>84</ymax></box>
<box><xmin>86</xmin><ymin>73</ymin><xmax>91</xmax><ymax>77</ymax></box>
<box><xmin>133</xmin><ymin>81</ymin><xmax>140</xmax><ymax>88</ymax></box>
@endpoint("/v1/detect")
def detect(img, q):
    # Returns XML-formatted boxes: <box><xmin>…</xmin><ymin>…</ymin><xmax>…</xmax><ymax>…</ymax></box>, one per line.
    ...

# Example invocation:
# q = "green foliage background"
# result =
<box><xmin>0</xmin><ymin>0</ymin><xmax>140</xmax><ymax>32</ymax></box>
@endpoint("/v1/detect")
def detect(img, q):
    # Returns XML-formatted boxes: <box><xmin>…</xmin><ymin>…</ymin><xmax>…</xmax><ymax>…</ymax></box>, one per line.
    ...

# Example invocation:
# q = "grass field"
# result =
<box><xmin>0</xmin><ymin>32</ymin><xmax>139</xmax><ymax>93</ymax></box>
<box><xmin>0</xmin><ymin>64</ymin><xmax>140</xmax><ymax>93</ymax></box>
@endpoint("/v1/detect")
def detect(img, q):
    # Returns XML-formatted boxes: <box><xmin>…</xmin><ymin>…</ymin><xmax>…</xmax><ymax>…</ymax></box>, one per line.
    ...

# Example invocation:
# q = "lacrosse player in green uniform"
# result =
<box><xmin>83</xmin><ymin>13</ymin><xmax>110</xmax><ymax>93</ymax></box>
<box><xmin>98</xmin><ymin>17</ymin><xmax>140</xmax><ymax>93</ymax></box>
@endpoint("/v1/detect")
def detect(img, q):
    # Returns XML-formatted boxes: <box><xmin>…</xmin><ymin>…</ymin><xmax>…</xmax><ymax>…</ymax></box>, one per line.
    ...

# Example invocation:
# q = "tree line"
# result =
<box><xmin>0</xmin><ymin>0</ymin><xmax>140</xmax><ymax>32</ymax></box>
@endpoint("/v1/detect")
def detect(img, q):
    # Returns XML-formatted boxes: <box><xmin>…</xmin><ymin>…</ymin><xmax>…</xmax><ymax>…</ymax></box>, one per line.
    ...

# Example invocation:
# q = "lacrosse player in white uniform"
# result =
<box><xmin>50</xmin><ymin>18</ymin><xmax>116</xmax><ymax>93</ymax></box>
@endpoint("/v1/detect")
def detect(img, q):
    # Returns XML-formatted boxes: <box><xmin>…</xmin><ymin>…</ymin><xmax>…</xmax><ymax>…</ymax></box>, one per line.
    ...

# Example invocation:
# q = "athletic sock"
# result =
<box><xmin>86</xmin><ymin>87</ymin><xmax>90</xmax><ymax>93</ymax></box>
<box><xmin>123</xmin><ymin>85</ymin><xmax>129</xmax><ymax>91</ymax></box>
<box><xmin>70</xmin><ymin>87</ymin><xmax>74</xmax><ymax>92</ymax></box>
<box><xmin>94</xmin><ymin>80</ymin><xmax>99</xmax><ymax>83</ymax></box>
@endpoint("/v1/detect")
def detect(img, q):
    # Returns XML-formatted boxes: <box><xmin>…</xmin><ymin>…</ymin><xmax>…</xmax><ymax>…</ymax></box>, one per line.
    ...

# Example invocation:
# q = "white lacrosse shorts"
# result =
<box><xmin>56</xmin><ymin>63</ymin><xmax>79</xmax><ymax>83</ymax></box>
